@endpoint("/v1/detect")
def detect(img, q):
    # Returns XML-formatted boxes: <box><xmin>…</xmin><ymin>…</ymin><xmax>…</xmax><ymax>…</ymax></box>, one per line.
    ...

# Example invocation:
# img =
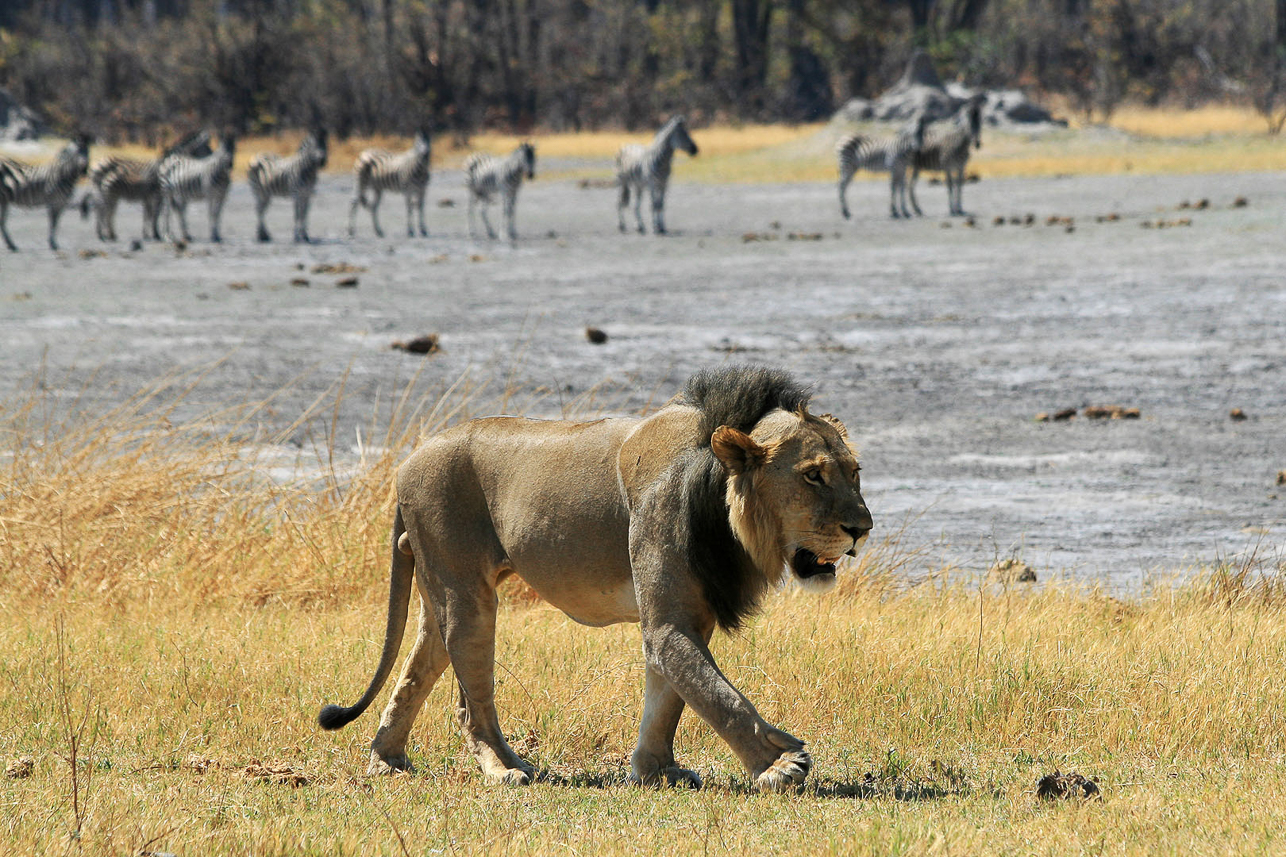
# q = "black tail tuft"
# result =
<box><xmin>318</xmin><ymin>703</ymin><xmax>358</xmax><ymax>731</ymax></box>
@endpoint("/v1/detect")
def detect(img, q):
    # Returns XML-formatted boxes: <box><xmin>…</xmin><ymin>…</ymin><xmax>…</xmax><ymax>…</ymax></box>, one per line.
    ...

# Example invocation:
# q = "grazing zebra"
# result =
<box><xmin>348</xmin><ymin>129</ymin><xmax>432</xmax><ymax>238</ymax></box>
<box><xmin>83</xmin><ymin>130</ymin><xmax>211</xmax><ymax>242</ymax></box>
<box><xmin>615</xmin><ymin>115</ymin><xmax>699</xmax><ymax>235</ymax></box>
<box><xmin>0</xmin><ymin>134</ymin><xmax>91</xmax><ymax>251</ymax></box>
<box><xmin>248</xmin><ymin>130</ymin><xmax>328</xmax><ymax>243</ymax></box>
<box><xmin>463</xmin><ymin>142</ymin><xmax>535</xmax><ymax>243</ymax></box>
<box><xmin>905</xmin><ymin>94</ymin><xmax>987</xmax><ymax>217</ymax></box>
<box><xmin>159</xmin><ymin>134</ymin><xmax>236</xmax><ymax>243</ymax></box>
<box><xmin>835</xmin><ymin>113</ymin><xmax>930</xmax><ymax>220</ymax></box>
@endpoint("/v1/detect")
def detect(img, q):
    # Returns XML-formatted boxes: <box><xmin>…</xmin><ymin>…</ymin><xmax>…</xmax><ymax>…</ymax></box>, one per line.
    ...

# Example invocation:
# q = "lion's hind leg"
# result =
<box><xmin>366</xmin><ymin>592</ymin><xmax>450</xmax><ymax>776</ymax></box>
<box><xmin>629</xmin><ymin>663</ymin><xmax>702</xmax><ymax>789</ymax></box>
<box><xmin>433</xmin><ymin>579</ymin><xmax>535</xmax><ymax>785</ymax></box>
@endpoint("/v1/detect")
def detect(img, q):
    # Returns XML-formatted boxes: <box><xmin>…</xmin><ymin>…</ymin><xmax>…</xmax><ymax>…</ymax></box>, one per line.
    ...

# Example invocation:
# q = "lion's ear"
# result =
<box><xmin>711</xmin><ymin>426</ymin><xmax>767</xmax><ymax>474</ymax></box>
<box><xmin>817</xmin><ymin>413</ymin><xmax>849</xmax><ymax>439</ymax></box>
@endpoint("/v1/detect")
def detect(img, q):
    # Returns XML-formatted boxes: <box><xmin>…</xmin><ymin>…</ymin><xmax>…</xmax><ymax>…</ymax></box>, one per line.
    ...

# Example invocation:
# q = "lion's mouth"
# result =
<box><xmin>792</xmin><ymin>548</ymin><xmax>840</xmax><ymax>579</ymax></box>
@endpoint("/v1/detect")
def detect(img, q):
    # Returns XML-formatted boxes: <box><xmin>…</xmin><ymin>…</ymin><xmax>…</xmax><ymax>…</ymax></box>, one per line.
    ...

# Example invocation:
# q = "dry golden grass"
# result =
<box><xmin>3</xmin><ymin>375</ymin><xmax>1286</xmax><ymax>854</ymax></box>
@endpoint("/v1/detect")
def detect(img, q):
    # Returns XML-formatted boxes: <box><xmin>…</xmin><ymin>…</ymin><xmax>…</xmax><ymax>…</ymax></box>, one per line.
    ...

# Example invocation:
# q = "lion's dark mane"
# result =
<box><xmin>674</xmin><ymin>366</ymin><xmax>812</xmax><ymax>631</ymax></box>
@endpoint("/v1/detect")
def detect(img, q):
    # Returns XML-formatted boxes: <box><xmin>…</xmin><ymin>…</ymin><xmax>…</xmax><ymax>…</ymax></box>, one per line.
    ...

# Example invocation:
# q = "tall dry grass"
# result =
<box><xmin>3</xmin><ymin>374</ymin><xmax>1285</xmax><ymax>854</ymax></box>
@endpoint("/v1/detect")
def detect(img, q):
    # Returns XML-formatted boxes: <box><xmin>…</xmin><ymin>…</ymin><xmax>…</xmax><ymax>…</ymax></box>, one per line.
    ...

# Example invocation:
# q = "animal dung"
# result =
<box><xmin>335</xmin><ymin>276</ymin><xmax>359</xmax><ymax>287</ymax></box>
<box><xmin>1276</xmin><ymin>470</ymin><xmax>1285</xmax><ymax>486</ymax></box>
<box><xmin>1036</xmin><ymin>770</ymin><xmax>1100</xmax><ymax>800</ymax></box>
<box><xmin>585</xmin><ymin>326</ymin><xmax>608</xmax><ymax>344</ymax></box>
<box><xmin>391</xmin><ymin>334</ymin><xmax>440</xmax><ymax>355</ymax></box>
<box><xmin>228</xmin><ymin>281</ymin><xmax>250</xmax><ymax>290</ymax></box>
<box><xmin>437</xmin><ymin>197</ymin><xmax>457</xmax><ymax>207</ymax></box>
<box><xmin>311</xmin><ymin>262</ymin><xmax>365</xmax><ymax>275</ymax></box>
<box><xmin>1194</xmin><ymin>198</ymin><xmax>1209</xmax><ymax>210</ymax></box>
<box><xmin>1233</xmin><ymin>196</ymin><xmax>1249</xmax><ymax>207</ymax></box>
<box><xmin>290</xmin><ymin>277</ymin><xmax>309</xmax><ymax>287</ymax></box>
<box><xmin>1083</xmin><ymin>405</ymin><xmax>1140</xmax><ymax>419</ymax></box>
<box><xmin>1230</xmin><ymin>408</ymin><xmax>1248</xmax><ymax>421</ymax></box>
<box><xmin>1051</xmin><ymin>408</ymin><xmax>1077</xmax><ymax>421</ymax></box>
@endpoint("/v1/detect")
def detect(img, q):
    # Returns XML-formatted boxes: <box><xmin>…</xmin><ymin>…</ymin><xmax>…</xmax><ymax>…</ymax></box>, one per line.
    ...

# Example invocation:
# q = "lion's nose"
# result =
<box><xmin>841</xmin><ymin>523</ymin><xmax>870</xmax><ymax>542</ymax></box>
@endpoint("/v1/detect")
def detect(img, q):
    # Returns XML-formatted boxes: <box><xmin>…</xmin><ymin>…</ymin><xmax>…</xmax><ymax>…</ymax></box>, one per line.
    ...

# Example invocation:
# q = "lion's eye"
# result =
<box><xmin>804</xmin><ymin>468</ymin><xmax>824</xmax><ymax>485</ymax></box>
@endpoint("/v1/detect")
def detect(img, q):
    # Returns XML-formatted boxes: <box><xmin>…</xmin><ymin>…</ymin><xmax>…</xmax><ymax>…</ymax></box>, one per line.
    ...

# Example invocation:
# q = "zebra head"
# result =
<box><xmin>667</xmin><ymin>115</ymin><xmax>699</xmax><ymax>157</ymax></box>
<box><xmin>414</xmin><ymin>128</ymin><xmax>432</xmax><ymax>159</ymax></box>
<box><xmin>220</xmin><ymin>132</ymin><xmax>238</xmax><ymax>161</ymax></box>
<box><xmin>519</xmin><ymin>141</ymin><xmax>535</xmax><ymax>179</ymax></box>
<box><xmin>300</xmin><ymin>128</ymin><xmax>329</xmax><ymax>170</ymax></box>
<box><xmin>63</xmin><ymin>134</ymin><xmax>92</xmax><ymax>178</ymax></box>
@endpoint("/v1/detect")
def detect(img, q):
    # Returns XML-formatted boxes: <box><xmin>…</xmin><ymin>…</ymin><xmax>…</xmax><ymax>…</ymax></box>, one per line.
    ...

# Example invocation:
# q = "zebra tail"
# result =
<box><xmin>354</xmin><ymin>157</ymin><xmax>373</xmax><ymax>208</ymax></box>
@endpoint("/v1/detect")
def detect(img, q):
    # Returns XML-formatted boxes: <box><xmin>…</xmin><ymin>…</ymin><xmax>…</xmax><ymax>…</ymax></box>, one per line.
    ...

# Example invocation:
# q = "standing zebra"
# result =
<box><xmin>463</xmin><ymin>141</ymin><xmax>535</xmax><ymax>243</ymax></box>
<box><xmin>615</xmin><ymin>115</ymin><xmax>699</xmax><ymax>235</ymax></box>
<box><xmin>84</xmin><ymin>130</ymin><xmax>211</xmax><ymax>242</ymax></box>
<box><xmin>0</xmin><ymin>134</ymin><xmax>91</xmax><ymax>251</ymax></box>
<box><xmin>159</xmin><ymin>134</ymin><xmax>236</xmax><ymax>243</ymax></box>
<box><xmin>904</xmin><ymin>94</ymin><xmax>986</xmax><ymax>217</ymax></box>
<box><xmin>248</xmin><ymin>130</ymin><xmax>328</xmax><ymax>243</ymax></box>
<box><xmin>348</xmin><ymin>129</ymin><xmax>432</xmax><ymax>238</ymax></box>
<box><xmin>835</xmin><ymin>113</ymin><xmax>930</xmax><ymax>220</ymax></box>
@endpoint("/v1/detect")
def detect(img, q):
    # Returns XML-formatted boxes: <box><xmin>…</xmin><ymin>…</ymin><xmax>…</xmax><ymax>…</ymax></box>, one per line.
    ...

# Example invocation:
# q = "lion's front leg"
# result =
<box><xmin>640</xmin><ymin>621</ymin><xmax>811</xmax><ymax>792</ymax></box>
<box><xmin>629</xmin><ymin>664</ymin><xmax>702</xmax><ymax>789</ymax></box>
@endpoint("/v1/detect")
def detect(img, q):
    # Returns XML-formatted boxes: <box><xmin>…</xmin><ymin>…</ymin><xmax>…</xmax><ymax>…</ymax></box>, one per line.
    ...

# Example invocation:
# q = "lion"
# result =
<box><xmin>318</xmin><ymin>366</ymin><xmax>873</xmax><ymax>792</ymax></box>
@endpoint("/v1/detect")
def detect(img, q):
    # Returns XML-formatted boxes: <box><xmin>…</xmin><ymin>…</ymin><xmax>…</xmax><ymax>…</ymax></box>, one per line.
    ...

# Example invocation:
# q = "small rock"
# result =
<box><xmin>1084</xmin><ymin>404</ymin><xmax>1140</xmax><ymax>419</ymax></box>
<box><xmin>1276</xmin><ymin>470</ymin><xmax>1285</xmax><ymax>486</ymax></box>
<box><xmin>990</xmin><ymin>558</ymin><xmax>1037</xmax><ymax>583</ymax></box>
<box><xmin>336</xmin><ymin>277</ymin><xmax>359</xmax><ymax>287</ymax></box>
<box><xmin>992</xmin><ymin>216</ymin><xmax>1005</xmax><ymax>226</ymax></box>
<box><xmin>1194</xmin><ymin>198</ymin><xmax>1209</xmax><ymax>210</ymax></box>
<box><xmin>964</xmin><ymin>217</ymin><xmax>976</xmax><ymax>228</ymax></box>
<box><xmin>787</xmin><ymin>232</ymin><xmax>823</xmax><ymax>241</ymax></box>
<box><xmin>1064</xmin><ymin>224</ymin><xmax>1075</xmax><ymax>233</ymax></box>
<box><xmin>172</xmin><ymin>239</ymin><xmax>188</xmax><ymax>252</ymax></box>
<box><xmin>1233</xmin><ymin>196</ymin><xmax>1249</xmax><ymax>208</ymax></box>
<box><xmin>1036</xmin><ymin>770</ymin><xmax>1100</xmax><ymax>800</ymax></box>
<box><xmin>290</xmin><ymin>277</ymin><xmax>309</xmax><ymax>287</ymax></box>
<box><xmin>1141</xmin><ymin>220</ymin><xmax>1154</xmax><ymax>228</ymax></box>
<box><xmin>128</xmin><ymin>239</ymin><xmax>144</xmax><ymax>252</ymax></box>
<box><xmin>5</xmin><ymin>757</ymin><xmax>34</xmax><ymax>779</ymax></box>
<box><xmin>1034</xmin><ymin>412</ymin><xmax>1050</xmax><ymax>422</ymax></box>
<box><xmin>228</xmin><ymin>281</ymin><xmax>250</xmax><ymax>290</ymax></box>
<box><xmin>1052</xmin><ymin>408</ymin><xmax>1077</xmax><ymax>421</ymax></box>
<box><xmin>1023</xmin><ymin>213</ymin><xmax>1035</xmax><ymax>226</ymax></box>
<box><xmin>1178</xmin><ymin>200</ymin><xmax>1191</xmax><ymax>210</ymax></box>
<box><xmin>311</xmin><ymin>262</ymin><xmax>365</xmax><ymax>275</ymax></box>
<box><xmin>437</xmin><ymin>198</ymin><xmax>456</xmax><ymax>207</ymax></box>
<box><xmin>1230</xmin><ymin>408</ymin><xmax>1248</xmax><ymax>421</ymax></box>
<box><xmin>469</xmin><ymin>254</ymin><xmax>486</xmax><ymax>263</ymax></box>
<box><xmin>391</xmin><ymin>334</ymin><xmax>440</xmax><ymax>355</ymax></box>
<box><xmin>585</xmin><ymin>327</ymin><xmax>608</xmax><ymax>344</ymax></box>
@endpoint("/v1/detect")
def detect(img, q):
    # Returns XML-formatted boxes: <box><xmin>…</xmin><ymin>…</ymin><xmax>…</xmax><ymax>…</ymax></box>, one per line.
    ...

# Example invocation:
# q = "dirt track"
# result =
<box><xmin>2</xmin><ymin>167</ymin><xmax>1283</xmax><ymax>585</ymax></box>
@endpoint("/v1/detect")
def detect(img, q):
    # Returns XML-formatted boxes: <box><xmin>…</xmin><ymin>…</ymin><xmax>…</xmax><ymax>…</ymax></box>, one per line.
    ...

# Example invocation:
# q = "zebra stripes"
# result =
<box><xmin>159</xmin><ymin>134</ymin><xmax>236</xmax><ymax>243</ymax></box>
<box><xmin>248</xmin><ymin>130</ymin><xmax>328</xmax><ymax>243</ymax></box>
<box><xmin>0</xmin><ymin>134</ymin><xmax>91</xmax><ymax>251</ymax></box>
<box><xmin>835</xmin><ymin>114</ymin><xmax>930</xmax><ymax>220</ymax></box>
<box><xmin>464</xmin><ymin>142</ymin><xmax>535</xmax><ymax>242</ymax></box>
<box><xmin>615</xmin><ymin>115</ymin><xmax>698</xmax><ymax>235</ymax></box>
<box><xmin>905</xmin><ymin>94</ymin><xmax>986</xmax><ymax>217</ymax></box>
<box><xmin>348</xmin><ymin>129</ymin><xmax>432</xmax><ymax>238</ymax></box>
<box><xmin>84</xmin><ymin>130</ymin><xmax>211</xmax><ymax>242</ymax></box>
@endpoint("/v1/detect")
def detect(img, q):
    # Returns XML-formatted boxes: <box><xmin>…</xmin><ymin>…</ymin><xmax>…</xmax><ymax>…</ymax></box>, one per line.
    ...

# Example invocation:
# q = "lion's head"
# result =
<box><xmin>712</xmin><ymin>408</ymin><xmax>871</xmax><ymax>591</ymax></box>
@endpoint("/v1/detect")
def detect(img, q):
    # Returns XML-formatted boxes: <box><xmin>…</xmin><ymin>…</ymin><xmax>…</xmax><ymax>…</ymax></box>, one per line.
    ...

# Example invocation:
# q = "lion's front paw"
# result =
<box><xmin>489</xmin><ymin>766</ymin><xmax>534</xmax><ymax>786</ymax></box>
<box><xmin>755</xmin><ymin>749</ymin><xmax>811</xmax><ymax>793</ymax></box>
<box><xmin>629</xmin><ymin>766</ymin><xmax>703</xmax><ymax>789</ymax></box>
<box><xmin>365</xmin><ymin>752</ymin><xmax>414</xmax><ymax>777</ymax></box>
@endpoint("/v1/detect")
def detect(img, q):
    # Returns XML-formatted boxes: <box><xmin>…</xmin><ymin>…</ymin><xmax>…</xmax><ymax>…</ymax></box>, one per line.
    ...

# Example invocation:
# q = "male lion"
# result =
<box><xmin>319</xmin><ymin>366</ymin><xmax>873</xmax><ymax>791</ymax></box>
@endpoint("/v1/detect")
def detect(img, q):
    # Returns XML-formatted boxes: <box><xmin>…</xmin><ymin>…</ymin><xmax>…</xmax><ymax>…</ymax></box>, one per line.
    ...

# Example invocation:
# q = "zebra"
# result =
<box><xmin>835</xmin><ymin>113</ymin><xmax>930</xmax><ymax>220</ymax></box>
<box><xmin>903</xmin><ymin>94</ymin><xmax>987</xmax><ymax>217</ymax></box>
<box><xmin>615</xmin><ymin>115</ymin><xmax>699</xmax><ymax>235</ymax></box>
<box><xmin>463</xmin><ymin>141</ymin><xmax>535</xmax><ymax>243</ymax></box>
<box><xmin>0</xmin><ymin>134</ymin><xmax>91</xmax><ymax>251</ymax></box>
<box><xmin>247</xmin><ymin>129</ymin><xmax>328</xmax><ymax>243</ymax></box>
<box><xmin>159</xmin><ymin>134</ymin><xmax>236</xmax><ymax>243</ymax></box>
<box><xmin>83</xmin><ymin>130</ymin><xmax>211</xmax><ymax>242</ymax></box>
<box><xmin>348</xmin><ymin>129</ymin><xmax>432</xmax><ymax>238</ymax></box>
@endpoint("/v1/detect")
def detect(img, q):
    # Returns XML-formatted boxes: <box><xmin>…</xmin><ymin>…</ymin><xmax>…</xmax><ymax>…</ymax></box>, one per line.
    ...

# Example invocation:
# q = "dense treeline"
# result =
<box><xmin>1</xmin><ymin>0</ymin><xmax>1284</xmax><ymax>142</ymax></box>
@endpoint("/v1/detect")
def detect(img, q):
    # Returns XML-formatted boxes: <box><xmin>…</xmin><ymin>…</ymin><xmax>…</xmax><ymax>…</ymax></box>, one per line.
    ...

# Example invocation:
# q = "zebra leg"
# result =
<box><xmin>0</xmin><ymin>201</ymin><xmax>16</xmax><ymax>251</ymax></box>
<box><xmin>294</xmin><ymin>193</ymin><xmax>309</xmax><ymax>243</ymax></box>
<box><xmin>504</xmin><ymin>193</ymin><xmax>517</xmax><ymax>244</ymax></box>
<box><xmin>369</xmin><ymin>189</ymin><xmax>384</xmax><ymax>239</ymax></box>
<box><xmin>347</xmin><ymin>190</ymin><xmax>362</xmax><ymax>238</ymax></box>
<box><xmin>404</xmin><ymin>191</ymin><xmax>416</xmax><ymax>238</ymax></box>
<box><xmin>254</xmin><ymin>191</ymin><xmax>271</xmax><ymax>243</ymax></box>
<box><xmin>479</xmin><ymin>203</ymin><xmax>497</xmax><ymax>240</ymax></box>
<box><xmin>908</xmin><ymin>170</ymin><xmax>923</xmax><ymax>217</ymax></box>
<box><xmin>141</xmin><ymin>198</ymin><xmax>158</xmax><ymax>242</ymax></box>
<box><xmin>416</xmin><ymin>189</ymin><xmax>428</xmax><ymax>237</ymax></box>
<box><xmin>632</xmin><ymin>182</ymin><xmax>646</xmax><ymax>234</ymax></box>
<box><xmin>209</xmin><ymin>191</ymin><xmax>226</xmax><ymax>243</ymax></box>
<box><xmin>650</xmin><ymin>183</ymin><xmax>666</xmax><ymax>235</ymax></box>
<box><xmin>48</xmin><ymin>205</ymin><xmax>64</xmax><ymax>251</ymax></box>
<box><xmin>945</xmin><ymin>171</ymin><xmax>958</xmax><ymax>217</ymax></box>
<box><xmin>617</xmin><ymin>182</ymin><xmax>630</xmax><ymax>233</ymax></box>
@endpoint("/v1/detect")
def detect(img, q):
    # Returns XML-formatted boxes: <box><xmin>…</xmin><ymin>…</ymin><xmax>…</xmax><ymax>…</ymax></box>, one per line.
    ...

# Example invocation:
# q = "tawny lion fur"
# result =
<box><xmin>318</xmin><ymin>367</ymin><xmax>873</xmax><ymax>792</ymax></box>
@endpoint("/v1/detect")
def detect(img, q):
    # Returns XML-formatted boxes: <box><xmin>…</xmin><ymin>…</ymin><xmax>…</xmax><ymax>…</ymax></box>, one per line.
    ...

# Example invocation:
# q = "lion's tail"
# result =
<box><xmin>318</xmin><ymin>505</ymin><xmax>415</xmax><ymax>731</ymax></box>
